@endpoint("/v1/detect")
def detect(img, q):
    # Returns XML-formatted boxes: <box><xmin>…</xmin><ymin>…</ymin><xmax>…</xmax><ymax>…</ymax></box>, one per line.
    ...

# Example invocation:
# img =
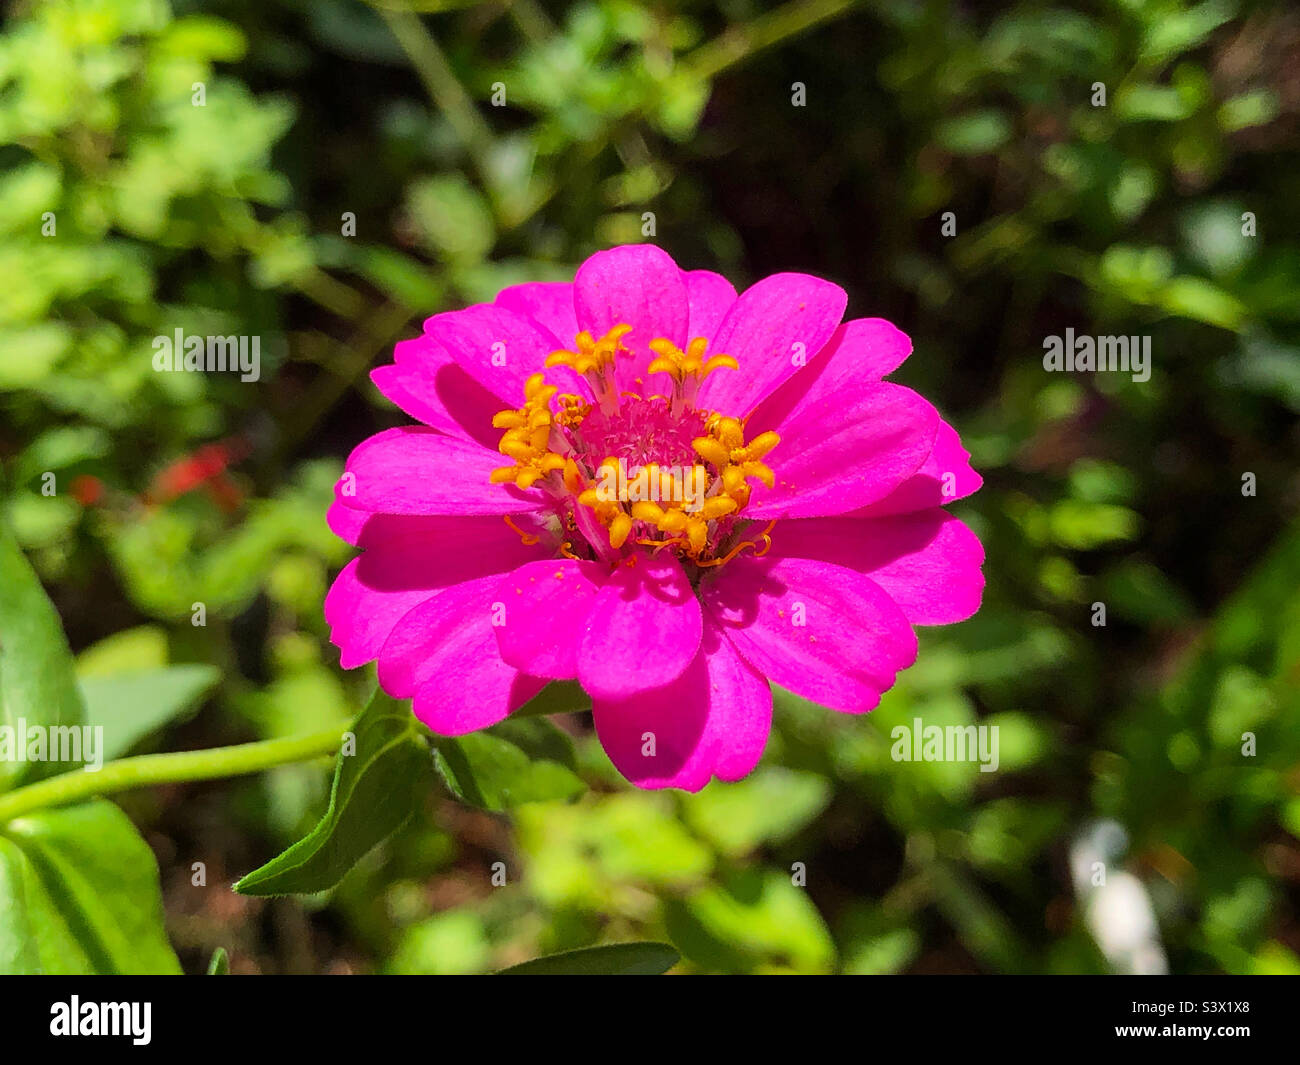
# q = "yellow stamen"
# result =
<box><xmin>546</xmin><ymin>324</ymin><xmax>632</xmax><ymax>376</ymax></box>
<box><xmin>636</xmin><ymin>536</ymin><xmax>686</xmax><ymax>555</ymax></box>
<box><xmin>577</xmin><ymin>458</ymin><xmax>634</xmax><ymax>550</ymax></box>
<box><xmin>647</xmin><ymin>336</ymin><xmax>738</xmax><ymax>383</ymax></box>
<box><xmin>485</xmin><ymin>326</ymin><xmax>780</xmax><ymax>569</ymax></box>
<box><xmin>630</xmin><ymin>501</ymin><xmax>666</xmax><ymax>524</ymax></box>
<box><xmin>555</xmin><ymin>394</ymin><xmax>590</xmax><ymax>428</ymax></box>
<box><xmin>693</xmin><ymin>417</ymin><xmax>780</xmax><ymax>500</ymax></box>
<box><xmin>608</xmin><ymin>512</ymin><xmax>633</xmax><ymax>549</ymax></box>
<box><xmin>691</xmin><ymin>437</ymin><xmax>730</xmax><ymax>468</ymax></box>
<box><xmin>489</xmin><ymin>372</ymin><xmax>567</xmax><ymax>489</ymax></box>
<box><xmin>562</xmin><ymin>457</ymin><xmax>584</xmax><ymax>495</ymax></box>
<box><xmin>503</xmin><ymin>515</ymin><xmax>540</xmax><ymax>546</ymax></box>
<box><xmin>698</xmin><ymin>496</ymin><xmax>738</xmax><ymax>520</ymax></box>
<box><xmin>696</xmin><ymin>520</ymin><xmax>777</xmax><ymax>568</ymax></box>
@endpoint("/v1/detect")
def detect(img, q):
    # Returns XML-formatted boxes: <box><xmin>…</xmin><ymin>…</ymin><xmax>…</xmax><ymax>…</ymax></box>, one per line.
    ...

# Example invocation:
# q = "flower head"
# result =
<box><xmin>327</xmin><ymin>245</ymin><xmax>984</xmax><ymax>791</ymax></box>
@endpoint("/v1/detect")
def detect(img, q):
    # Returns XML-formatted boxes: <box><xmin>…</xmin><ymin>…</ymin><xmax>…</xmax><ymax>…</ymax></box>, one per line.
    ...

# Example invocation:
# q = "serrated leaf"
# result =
<box><xmin>496</xmin><ymin>941</ymin><xmax>680</xmax><ymax>975</ymax></box>
<box><xmin>80</xmin><ymin>665</ymin><xmax>221</xmax><ymax>761</ymax></box>
<box><xmin>0</xmin><ymin>800</ymin><xmax>180</xmax><ymax>974</ymax></box>
<box><xmin>0</xmin><ymin>524</ymin><xmax>86</xmax><ymax>791</ymax></box>
<box><xmin>234</xmin><ymin>689</ymin><xmax>433</xmax><ymax>896</ymax></box>
<box><xmin>434</xmin><ymin>716</ymin><xmax>585</xmax><ymax>811</ymax></box>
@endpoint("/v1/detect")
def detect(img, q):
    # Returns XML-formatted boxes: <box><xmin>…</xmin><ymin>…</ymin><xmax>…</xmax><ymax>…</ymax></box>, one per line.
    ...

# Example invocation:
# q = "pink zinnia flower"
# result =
<box><xmin>326</xmin><ymin>245</ymin><xmax>984</xmax><ymax>791</ymax></box>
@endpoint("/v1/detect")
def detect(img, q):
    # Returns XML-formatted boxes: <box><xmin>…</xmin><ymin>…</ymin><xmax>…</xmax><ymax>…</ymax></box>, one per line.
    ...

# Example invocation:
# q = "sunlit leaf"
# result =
<box><xmin>0</xmin><ymin>800</ymin><xmax>180</xmax><ymax>974</ymax></box>
<box><xmin>235</xmin><ymin>689</ymin><xmax>433</xmax><ymax>896</ymax></box>
<box><xmin>497</xmin><ymin>941</ymin><xmax>679</xmax><ymax>975</ymax></box>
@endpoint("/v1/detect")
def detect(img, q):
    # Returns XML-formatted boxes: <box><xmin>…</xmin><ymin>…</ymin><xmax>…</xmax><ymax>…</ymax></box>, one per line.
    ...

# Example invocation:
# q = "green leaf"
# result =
<box><xmin>80</xmin><ymin>665</ymin><xmax>221</xmax><ymax>762</ymax></box>
<box><xmin>234</xmin><ymin>689</ymin><xmax>433</xmax><ymax>896</ymax></box>
<box><xmin>13</xmin><ymin>425</ymin><xmax>111</xmax><ymax>486</ymax></box>
<box><xmin>844</xmin><ymin>927</ymin><xmax>921</xmax><ymax>975</ymax></box>
<box><xmin>0</xmin><ymin>523</ymin><xmax>86</xmax><ymax>791</ymax></box>
<box><xmin>407</xmin><ymin>175</ymin><xmax>494</xmax><ymax>262</ymax></box>
<box><xmin>665</xmin><ymin>868</ymin><xmax>836</xmax><ymax>974</ymax></box>
<box><xmin>348</xmin><ymin>245</ymin><xmax>447</xmax><ymax>311</ymax></box>
<box><xmin>936</xmin><ymin>111</ymin><xmax>1012</xmax><ymax>155</ymax></box>
<box><xmin>0</xmin><ymin>800</ymin><xmax>181</xmax><ymax>974</ymax></box>
<box><xmin>682</xmin><ymin>768</ymin><xmax>831</xmax><ymax>857</ymax></box>
<box><xmin>387</xmin><ymin>910</ymin><xmax>490</xmax><ymax>975</ymax></box>
<box><xmin>0</xmin><ymin>840</ymin><xmax>41</xmax><ymax>974</ymax></box>
<box><xmin>927</xmin><ymin>861</ymin><xmax>1029</xmax><ymax>973</ymax></box>
<box><xmin>496</xmin><ymin>942</ymin><xmax>680</xmax><ymax>975</ymax></box>
<box><xmin>1047</xmin><ymin>500</ymin><xmax>1139</xmax><ymax>549</ymax></box>
<box><xmin>433</xmin><ymin>717</ymin><xmax>585</xmax><ymax>811</ymax></box>
<box><xmin>206</xmin><ymin>946</ymin><xmax>229</xmax><ymax>975</ymax></box>
<box><xmin>510</xmin><ymin>679</ymin><xmax>589</xmax><ymax>719</ymax></box>
<box><xmin>1140</xmin><ymin>0</ymin><xmax>1234</xmax><ymax>63</ymax></box>
<box><xmin>0</xmin><ymin>324</ymin><xmax>70</xmax><ymax>387</ymax></box>
<box><xmin>76</xmin><ymin>626</ymin><xmax>169</xmax><ymax>676</ymax></box>
<box><xmin>655</xmin><ymin>72</ymin><xmax>710</xmax><ymax>140</ymax></box>
<box><xmin>1099</xmin><ymin>560</ymin><xmax>1196</xmax><ymax>626</ymax></box>
<box><xmin>1158</xmin><ymin>276</ymin><xmax>1247</xmax><ymax>330</ymax></box>
<box><xmin>1116</xmin><ymin>84</ymin><xmax>1195</xmax><ymax>122</ymax></box>
<box><xmin>1218</xmin><ymin>90</ymin><xmax>1279</xmax><ymax>133</ymax></box>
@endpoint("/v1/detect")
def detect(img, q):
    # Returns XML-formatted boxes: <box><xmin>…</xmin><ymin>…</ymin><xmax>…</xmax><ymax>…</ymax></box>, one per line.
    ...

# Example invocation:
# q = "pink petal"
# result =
<box><xmin>327</xmin><ymin>499</ymin><xmax>368</xmax><ymax>546</ymax></box>
<box><xmin>572</xmin><ymin>244</ymin><xmax>689</xmax><ymax>392</ymax></box>
<box><xmin>748</xmin><ymin>318</ymin><xmax>912</xmax><ymax>433</ymax></box>
<box><xmin>326</xmin><ymin>515</ymin><xmax>546</xmax><ymax>669</ymax></box>
<box><xmin>494</xmin><ymin>558</ymin><xmax>606</xmax><ymax>678</ymax></box>
<box><xmin>746</xmin><ymin>383</ymin><xmax>940</xmax><ymax>519</ymax></box>
<box><xmin>326</xmin><ymin>558</ymin><xmax>423</xmax><ymax>670</ymax></box>
<box><xmin>378</xmin><ymin>574</ymin><xmax>546</xmax><ymax>735</ymax></box>
<box><xmin>685</xmin><ymin>269</ymin><xmax>738</xmax><ymax>341</ymax></box>
<box><xmin>853</xmin><ymin>420</ymin><xmax>983</xmax><ymax>517</ymax></box>
<box><xmin>768</xmin><ymin>511</ymin><xmax>985</xmax><ymax>625</ymax></box>
<box><xmin>695</xmin><ymin>272</ymin><xmax>847</xmax><ymax>416</ymax></box>
<box><xmin>577</xmin><ymin>550</ymin><xmax>702</xmax><ymax>701</ymax></box>
<box><xmin>591</xmin><ymin>622</ymin><xmax>771</xmax><ymax>792</ymax></box>
<box><xmin>370</xmin><ymin>336</ymin><xmax>502</xmax><ymax>449</ymax></box>
<box><xmin>703</xmin><ymin>555</ymin><xmax>917</xmax><ymax>713</ymax></box>
<box><xmin>424</xmin><ymin>302</ymin><xmax>590</xmax><ymax>406</ymax></box>
<box><xmin>342</xmin><ymin>427</ymin><xmax>541</xmax><ymax>515</ymax></box>
<box><xmin>494</xmin><ymin>281</ymin><xmax>579</xmax><ymax>345</ymax></box>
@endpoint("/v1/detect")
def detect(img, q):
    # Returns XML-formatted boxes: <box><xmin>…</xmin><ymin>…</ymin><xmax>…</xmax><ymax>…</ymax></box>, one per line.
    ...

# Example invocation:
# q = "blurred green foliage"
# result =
<box><xmin>1</xmin><ymin>0</ymin><xmax>1297</xmax><ymax>973</ymax></box>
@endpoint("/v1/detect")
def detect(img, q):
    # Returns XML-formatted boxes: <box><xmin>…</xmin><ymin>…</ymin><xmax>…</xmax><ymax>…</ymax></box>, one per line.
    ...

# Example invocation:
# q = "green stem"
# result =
<box><xmin>379</xmin><ymin>7</ymin><xmax>495</xmax><ymax>172</ymax></box>
<box><xmin>684</xmin><ymin>0</ymin><xmax>858</xmax><ymax>80</ymax></box>
<box><xmin>0</xmin><ymin>728</ymin><xmax>345</xmax><ymax>824</ymax></box>
<box><xmin>279</xmin><ymin>300</ymin><xmax>415</xmax><ymax>454</ymax></box>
